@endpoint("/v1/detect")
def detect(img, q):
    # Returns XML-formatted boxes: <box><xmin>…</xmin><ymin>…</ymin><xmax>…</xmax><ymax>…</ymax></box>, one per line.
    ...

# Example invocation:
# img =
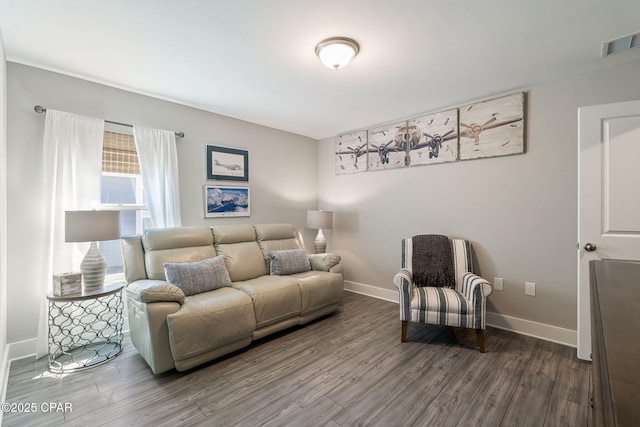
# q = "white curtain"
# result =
<box><xmin>36</xmin><ymin>110</ymin><xmax>105</xmax><ymax>358</ymax></box>
<box><xmin>133</xmin><ymin>126</ymin><xmax>182</xmax><ymax>228</ymax></box>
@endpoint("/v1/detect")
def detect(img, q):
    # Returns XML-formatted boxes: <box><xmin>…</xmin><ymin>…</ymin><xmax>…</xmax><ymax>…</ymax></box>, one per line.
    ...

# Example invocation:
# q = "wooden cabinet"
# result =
<box><xmin>590</xmin><ymin>260</ymin><xmax>640</xmax><ymax>426</ymax></box>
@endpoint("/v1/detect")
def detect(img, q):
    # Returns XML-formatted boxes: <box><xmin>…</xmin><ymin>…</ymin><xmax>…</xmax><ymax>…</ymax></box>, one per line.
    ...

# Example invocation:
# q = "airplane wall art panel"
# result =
<box><xmin>408</xmin><ymin>109</ymin><xmax>459</xmax><ymax>167</ymax></box>
<box><xmin>333</xmin><ymin>91</ymin><xmax>526</xmax><ymax>175</ymax></box>
<box><xmin>367</xmin><ymin>122</ymin><xmax>408</xmax><ymax>171</ymax></box>
<box><xmin>459</xmin><ymin>92</ymin><xmax>525</xmax><ymax>160</ymax></box>
<box><xmin>335</xmin><ymin>131</ymin><xmax>368</xmax><ymax>174</ymax></box>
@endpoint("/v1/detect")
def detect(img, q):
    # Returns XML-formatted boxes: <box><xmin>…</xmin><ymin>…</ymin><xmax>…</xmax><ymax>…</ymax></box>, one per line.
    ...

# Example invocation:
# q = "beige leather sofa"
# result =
<box><xmin>121</xmin><ymin>223</ymin><xmax>343</xmax><ymax>374</ymax></box>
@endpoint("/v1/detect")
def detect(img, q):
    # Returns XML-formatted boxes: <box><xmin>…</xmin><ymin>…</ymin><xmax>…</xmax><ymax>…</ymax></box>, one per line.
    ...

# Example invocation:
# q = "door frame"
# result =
<box><xmin>577</xmin><ymin>99</ymin><xmax>640</xmax><ymax>360</ymax></box>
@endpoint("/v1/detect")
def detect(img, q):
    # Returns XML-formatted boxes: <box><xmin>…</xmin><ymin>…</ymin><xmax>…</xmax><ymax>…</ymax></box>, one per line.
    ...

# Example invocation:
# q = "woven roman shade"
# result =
<box><xmin>102</xmin><ymin>131</ymin><xmax>140</xmax><ymax>174</ymax></box>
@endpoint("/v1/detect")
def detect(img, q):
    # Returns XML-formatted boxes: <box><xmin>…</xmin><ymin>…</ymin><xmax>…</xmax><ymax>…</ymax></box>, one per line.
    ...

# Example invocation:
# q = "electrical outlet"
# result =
<box><xmin>494</xmin><ymin>277</ymin><xmax>504</xmax><ymax>291</ymax></box>
<box><xmin>525</xmin><ymin>281</ymin><xmax>536</xmax><ymax>296</ymax></box>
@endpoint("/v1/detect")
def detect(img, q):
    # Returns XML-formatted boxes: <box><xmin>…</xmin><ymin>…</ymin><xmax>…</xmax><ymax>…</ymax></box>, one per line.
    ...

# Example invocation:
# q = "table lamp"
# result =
<box><xmin>65</xmin><ymin>210</ymin><xmax>121</xmax><ymax>291</ymax></box>
<box><xmin>306</xmin><ymin>210</ymin><xmax>334</xmax><ymax>254</ymax></box>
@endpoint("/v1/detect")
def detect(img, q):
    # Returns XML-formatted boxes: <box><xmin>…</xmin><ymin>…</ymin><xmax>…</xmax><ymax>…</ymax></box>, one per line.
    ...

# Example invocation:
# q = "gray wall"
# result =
<box><xmin>5</xmin><ymin>57</ymin><xmax>640</xmax><ymax>350</ymax></box>
<box><xmin>318</xmin><ymin>58</ymin><xmax>640</xmax><ymax>333</ymax></box>
<box><xmin>5</xmin><ymin>63</ymin><xmax>318</xmax><ymax>346</ymax></box>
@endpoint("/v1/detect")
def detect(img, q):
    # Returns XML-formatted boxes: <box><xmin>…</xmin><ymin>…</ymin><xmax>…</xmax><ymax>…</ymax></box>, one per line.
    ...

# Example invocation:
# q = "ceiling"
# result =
<box><xmin>1</xmin><ymin>0</ymin><xmax>640</xmax><ymax>140</ymax></box>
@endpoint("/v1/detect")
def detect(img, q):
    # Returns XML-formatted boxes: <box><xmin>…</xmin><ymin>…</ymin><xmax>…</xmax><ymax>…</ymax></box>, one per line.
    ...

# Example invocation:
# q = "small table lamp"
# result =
<box><xmin>65</xmin><ymin>210</ymin><xmax>121</xmax><ymax>291</ymax></box>
<box><xmin>306</xmin><ymin>210</ymin><xmax>334</xmax><ymax>254</ymax></box>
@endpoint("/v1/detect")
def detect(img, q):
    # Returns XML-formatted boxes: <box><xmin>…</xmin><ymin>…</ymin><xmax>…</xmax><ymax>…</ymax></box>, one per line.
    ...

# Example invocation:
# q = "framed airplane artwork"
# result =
<box><xmin>207</xmin><ymin>145</ymin><xmax>249</xmax><ymax>181</ymax></box>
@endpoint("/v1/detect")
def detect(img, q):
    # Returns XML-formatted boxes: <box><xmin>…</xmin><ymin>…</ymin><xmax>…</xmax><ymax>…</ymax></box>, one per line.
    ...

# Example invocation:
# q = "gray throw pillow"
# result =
<box><xmin>268</xmin><ymin>248</ymin><xmax>311</xmax><ymax>275</ymax></box>
<box><xmin>163</xmin><ymin>256</ymin><xmax>232</xmax><ymax>296</ymax></box>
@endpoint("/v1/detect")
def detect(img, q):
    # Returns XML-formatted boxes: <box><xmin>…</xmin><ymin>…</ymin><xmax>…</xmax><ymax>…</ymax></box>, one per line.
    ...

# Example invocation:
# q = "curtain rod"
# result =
<box><xmin>33</xmin><ymin>105</ymin><xmax>185</xmax><ymax>139</ymax></box>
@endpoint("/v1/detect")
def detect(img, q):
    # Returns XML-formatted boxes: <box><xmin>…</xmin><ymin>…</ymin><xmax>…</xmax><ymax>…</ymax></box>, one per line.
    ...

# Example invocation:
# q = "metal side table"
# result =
<box><xmin>47</xmin><ymin>282</ymin><xmax>124</xmax><ymax>373</ymax></box>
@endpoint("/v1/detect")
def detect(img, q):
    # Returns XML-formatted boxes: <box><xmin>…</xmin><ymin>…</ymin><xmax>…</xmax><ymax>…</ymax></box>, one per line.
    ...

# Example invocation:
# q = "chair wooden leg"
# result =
<box><xmin>401</xmin><ymin>321</ymin><xmax>408</xmax><ymax>342</ymax></box>
<box><xmin>476</xmin><ymin>329</ymin><xmax>485</xmax><ymax>353</ymax></box>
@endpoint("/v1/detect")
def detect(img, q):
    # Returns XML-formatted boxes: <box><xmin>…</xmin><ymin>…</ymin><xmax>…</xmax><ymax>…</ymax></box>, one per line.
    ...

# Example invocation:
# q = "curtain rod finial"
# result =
<box><xmin>34</xmin><ymin>105</ymin><xmax>46</xmax><ymax>114</ymax></box>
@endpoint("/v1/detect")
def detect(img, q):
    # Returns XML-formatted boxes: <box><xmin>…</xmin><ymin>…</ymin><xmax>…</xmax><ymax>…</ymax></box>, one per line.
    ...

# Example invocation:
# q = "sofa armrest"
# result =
<box><xmin>393</xmin><ymin>268</ymin><xmax>413</xmax><ymax>321</ymax></box>
<box><xmin>309</xmin><ymin>253</ymin><xmax>341</xmax><ymax>272</ymax></box>
<box><xmin>328</xmin><ymin>263</ymin><xmax>343</xmax><ymax>274</ymax></box>
<box><xmin>126</xmin><ymin>279</ymin><xmax>185</xmax><ymax>304</ymax></box>
<box><xmin>461</xmin><ymin>272</ymin><xmax>493</xmax><ymax>301</ymax></box>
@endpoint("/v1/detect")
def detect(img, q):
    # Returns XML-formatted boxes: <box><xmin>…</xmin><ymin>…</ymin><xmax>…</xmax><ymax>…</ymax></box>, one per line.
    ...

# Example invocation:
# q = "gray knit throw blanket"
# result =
<box><xmin>412</xmin><ymin>234</ymin><xmax>454</xmax><ymax>288</ymax></box>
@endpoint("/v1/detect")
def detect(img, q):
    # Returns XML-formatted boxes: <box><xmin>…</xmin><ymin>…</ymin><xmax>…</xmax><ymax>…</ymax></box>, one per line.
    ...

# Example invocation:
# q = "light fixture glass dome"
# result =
<box><xmin>315</xmin><ymin>37</ymin><xmax>360</xmax><ymax>70</ymax></box>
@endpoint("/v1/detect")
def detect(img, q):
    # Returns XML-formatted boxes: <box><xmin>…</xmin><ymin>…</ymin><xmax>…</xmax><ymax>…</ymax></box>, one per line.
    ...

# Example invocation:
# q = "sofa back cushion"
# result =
<box><xmin>142</xmin><ymin>227</ymin><xmax>217</xmax><ymax>280</ymax></box>
<box><xmin>255</xmin><ymin>223</ymin><xmax>303</xmax><ymax>252</ymax></box>
<box><xmin>255</xmin><ymin>223</ymin><xmax>305</xmax><ymax>273</ymax></box>
<box><xmin>212</xmin><ymin>224</ymin><xmax>267</xmax><ymax>281</ymax></box>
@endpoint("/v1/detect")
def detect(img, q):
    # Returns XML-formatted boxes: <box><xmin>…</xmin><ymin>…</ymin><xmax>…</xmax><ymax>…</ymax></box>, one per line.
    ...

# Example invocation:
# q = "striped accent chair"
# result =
<box><xmin>392</xmin><ymin>235</ymin><xmax>493</xmax><ymax>352</ymax></box>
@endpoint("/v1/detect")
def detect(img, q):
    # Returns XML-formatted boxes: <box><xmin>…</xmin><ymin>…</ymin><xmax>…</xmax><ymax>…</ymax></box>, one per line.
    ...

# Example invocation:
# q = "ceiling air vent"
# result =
<box><xmin>602</xmin><ymin>32</ymin><xmax>640</xmax><ymax>57</ymax></box>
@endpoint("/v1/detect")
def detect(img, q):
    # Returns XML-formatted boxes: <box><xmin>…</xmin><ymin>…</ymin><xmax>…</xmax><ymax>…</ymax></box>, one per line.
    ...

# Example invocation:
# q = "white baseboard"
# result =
<box><xmin>344</xmin><ymin>281</ymin><xmax>577</xmax><ymax>348</ymax></box>
<box><xmin>344</xmin><ymin>280</ymin><xmax>398</xmax><ymax>303</ymax></box>
<box><xmin>1</xmin><ymin>339</ymin><xmax>36</xmax><ymax>426</ymax></box>
<box><xmin>485</xmin><ymin>312</ymin><xmax>577</xmax><ymax>348</ymax></box>
<box><xmin>1</xmin><ymin>345</ymin><xmax>8</xmax><ymax>408</ymax></box>
<box><xmin>4</xmin><ymin>320</ymin><xmax>131</xmax><ymax>363</ymax></box>
<box><xmin>7</xmin><ymin>338</ymin><xmax>37</xmax><ymax>361</ymax></box>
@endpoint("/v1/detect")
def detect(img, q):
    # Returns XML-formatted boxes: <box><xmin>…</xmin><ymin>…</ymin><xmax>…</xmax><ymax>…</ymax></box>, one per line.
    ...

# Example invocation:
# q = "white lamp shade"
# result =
<box><xmin>315</xmin><ymin>37</ymin><xmax>359</xmax><ymax>70</ymax></box>
<box><xmin>307</xmin><ymin>210</ymin><xmax>334</xmax><ymax>230</ymax></box>
<box><xmin>65</xmin><ymin>210</ymin><xmax>121</xmax><ymax>242</ymax></box>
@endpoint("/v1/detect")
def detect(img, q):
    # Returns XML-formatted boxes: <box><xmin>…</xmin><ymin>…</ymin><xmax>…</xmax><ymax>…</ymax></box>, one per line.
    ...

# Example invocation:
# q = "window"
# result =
<box><xmin>99</xmin><ymin>130</ymin><xmax>152</xmax><ymax>276</ymax></box>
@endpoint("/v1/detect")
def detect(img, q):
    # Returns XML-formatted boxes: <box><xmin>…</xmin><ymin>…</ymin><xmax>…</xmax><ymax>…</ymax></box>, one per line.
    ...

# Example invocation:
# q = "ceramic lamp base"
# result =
<box><xmin>314</xmin><ymin>229</ymin><xmax>327</xmax><ymax>254</ymax></box>
<box><xmin>81</xmin><ymin>242</ymin><xmax>107</xmax><ymax>291</ymax></box>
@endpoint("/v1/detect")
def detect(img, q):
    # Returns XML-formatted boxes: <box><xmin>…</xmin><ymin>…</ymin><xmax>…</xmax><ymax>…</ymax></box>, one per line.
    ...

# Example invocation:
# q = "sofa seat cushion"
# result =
<box><xmin>166</xmin><ymin>287</ymin><xmax>255</xmax><ymax>362</ymax></box>
<box><xmin>409</xmin><ymin>286</ymin><xmax>477</xmax><ymax>328</ymax></box>
<box><xmin>290</xmin><ymin>271</ymin><xmax>344</xmax><ymax>313</ymax></box>
<box><xmin>233</xmin><ymin>275</ymin><xmax>301</xmax><ymax>329</ymax></box>
<box><xmin>410</xmin><ymin>286</ymin><xmax>470</xmax><ymax>313</ymax></box>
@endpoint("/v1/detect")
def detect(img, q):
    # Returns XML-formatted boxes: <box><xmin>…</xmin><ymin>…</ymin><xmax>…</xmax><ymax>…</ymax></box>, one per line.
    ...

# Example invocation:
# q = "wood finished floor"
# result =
<box><xmin>3</xmin><ymin>292</ymin><xmax>590</xmax><ymax>427</ymax></box>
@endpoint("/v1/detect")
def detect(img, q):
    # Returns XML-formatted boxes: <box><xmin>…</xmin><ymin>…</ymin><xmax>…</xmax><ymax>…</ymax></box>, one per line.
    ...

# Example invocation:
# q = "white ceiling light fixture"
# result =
<box><xmin>315</xmin><ymin>37</ymin><xmax>360</xmax><ymax>70</ymax></box>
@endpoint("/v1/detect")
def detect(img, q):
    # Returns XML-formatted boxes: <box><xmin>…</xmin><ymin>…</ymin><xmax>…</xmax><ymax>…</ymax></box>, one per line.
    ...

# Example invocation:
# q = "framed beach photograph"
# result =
<box><xmin>206</xmin><ymin>145</ymin><xmax>249</xmax><ymax>181</ymax></box>
<box><xmin>204</xmin><ymin>185</ymin><xmax>250</xmax><ymax>218</ymax></box>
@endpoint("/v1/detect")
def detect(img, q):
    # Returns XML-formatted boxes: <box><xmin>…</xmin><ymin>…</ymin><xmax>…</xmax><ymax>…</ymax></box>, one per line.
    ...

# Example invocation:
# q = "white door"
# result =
<box><xmin>578</xmin><ymin>99</ymin><xmax>640</xmax><ymax>360</ymax></box>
